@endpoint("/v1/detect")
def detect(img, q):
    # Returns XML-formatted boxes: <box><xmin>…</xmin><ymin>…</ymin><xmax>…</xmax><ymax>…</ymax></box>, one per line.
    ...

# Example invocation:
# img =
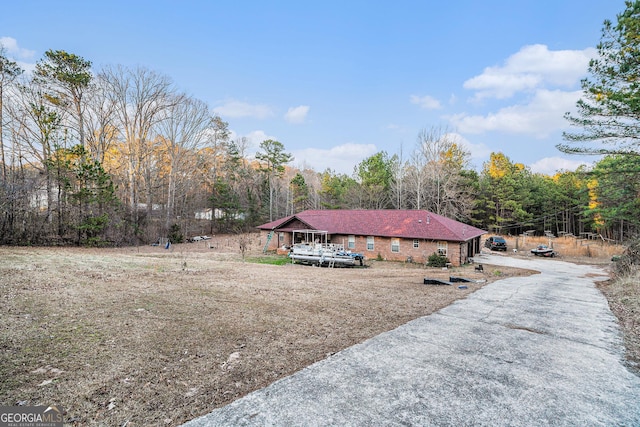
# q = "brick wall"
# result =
<box><xmin>260</xmin><ymin>230</ymin><xmax>292</xmax><ymax>251</ymax></box>
<box><xmin>260</xmin><ymin>230</ymin><xmax>475</xmax><ymax>266</ymax></box>
<box><xmin>330</xmin><ymin>234</ymin><xmax>463</xmax><ymax>266</ymax></box>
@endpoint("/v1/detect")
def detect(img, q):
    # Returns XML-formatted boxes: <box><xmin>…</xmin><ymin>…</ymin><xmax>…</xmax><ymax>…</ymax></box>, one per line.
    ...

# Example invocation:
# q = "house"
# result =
<box><xmin>194</xmin><ymin>208</ymin><xmax>246</xmax><ymax>220</ymax></box>
<box><xmin>257</xmin><ymin>209</ymin><xmax>487</xmax><ymax>266</ymax></box>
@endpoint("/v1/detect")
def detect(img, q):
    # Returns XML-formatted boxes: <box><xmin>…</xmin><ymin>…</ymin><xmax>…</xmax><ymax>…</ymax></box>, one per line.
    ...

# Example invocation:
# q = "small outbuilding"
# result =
<box><xmin>257</xmin><ymin>209</ymin><xmax>487</xmax><ymax>266</ymax></box>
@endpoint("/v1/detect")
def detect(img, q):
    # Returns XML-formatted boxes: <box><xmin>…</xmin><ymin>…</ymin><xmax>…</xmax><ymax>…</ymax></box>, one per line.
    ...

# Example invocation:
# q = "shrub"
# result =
<box><xmin>612</xmin><ymin>238</ymin><xmax>640</xmax><ymax>277</ymax></box>
<box><xmin>168</xmin><ymin>223</ymin><xmax>184</xmax><ymax>244</ymax></box>
<box><xmin>427</xmin><ymin>252</ymin><xmax>449</xmax><ymax>267</ymax></box>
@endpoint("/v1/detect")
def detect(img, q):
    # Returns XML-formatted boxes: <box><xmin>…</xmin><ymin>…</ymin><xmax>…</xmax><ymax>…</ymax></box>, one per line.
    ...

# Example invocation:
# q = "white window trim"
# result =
<box><xmin>366</xmin><ymin>236</ymin><xmax>374</xmax><ymax>251</ymax></box>
<box><xmin>437</xmin><ymin>241</ymin><xmax>448</xmax><ymax>256</ymax></box>
<box><xmin>348</xmin><ymin>235</ymin><xmax>356</xmax><ymax>249</ymax></box>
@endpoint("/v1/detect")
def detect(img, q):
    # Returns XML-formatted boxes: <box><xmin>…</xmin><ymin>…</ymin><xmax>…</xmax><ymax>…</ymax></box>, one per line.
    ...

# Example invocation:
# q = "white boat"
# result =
<box><xmin>288</xmin><ymin>230</ymin><xmax>364</xmax><ymax>267</ymax></box>
<box><xmin>531</xmin><ymin>245</ymin><xmax>556</xmax><ymax>257</ymax></box>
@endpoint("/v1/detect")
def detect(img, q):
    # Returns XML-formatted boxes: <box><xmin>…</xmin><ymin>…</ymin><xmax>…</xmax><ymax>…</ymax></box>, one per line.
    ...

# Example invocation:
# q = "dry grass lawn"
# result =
<box><xmin>0</xmin><ymin>233</ymin><xmax>631</xmax><ymax>426</ymax></box>
<box><xmin>503</xmin><ymin>234</ymin><xmax>624</xmax><ymax>263</ymax></box>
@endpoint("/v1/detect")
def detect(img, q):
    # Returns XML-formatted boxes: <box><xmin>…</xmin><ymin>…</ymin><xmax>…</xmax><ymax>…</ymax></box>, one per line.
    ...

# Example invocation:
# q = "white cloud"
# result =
<box><xmin>0</xmin><ymin>36</ymin><xmax>36</xmax><ymax>59</ymax></box>
<box><xmin>448</xmin><ymin>89</ymin><xmax>582</xmax><ymax>137</ymax></box>
<box><xmin>292</xmin><ymin>143</ymin><xmax>378</xmax><ymax>175</ymax></box>
<box><xmin>244</xmin><ymin>130</ymin><xmax>279</xmax><ymax>154</ymax></box>
<box><xmin>529</xmin><ymin>157</ymin><xmax>590</xmax><ymax>175</ymax></box>
<box><xmin>284</xmin><ymin>105</ymin><xmax>309</xmax><ymax>123</ymax></box>
<box><xmin>410</xmin><ymin>94</ymin><xmax>441</xmax><ymax>110</ymax></box>
<box><xmin>464</xmin><ymin>44</ymin><xmax>596</xmax><ymax>99</ymax></box>
<box><xmin>213</xmin><ymin>100</ymin><xmax>275</xmax><ymax>119</ymax></box>
<box><xmin>245</xmin><ymin>130</ymin><xmax>276</xmax><ymax>143</ymax></box>
<box><xmin>444</xmin><ymin>132</ymin><xmax>492</xmax><ymax>162</ymax></box>
<box><xmin>228</xmin><ymin>129</ymin><xmax>279</xmax><ymax>158</ymax></box>
<box><xmin>0</xmin><ymin>36</ymin><xmax>37</xmax><ymax>73</ymax></box>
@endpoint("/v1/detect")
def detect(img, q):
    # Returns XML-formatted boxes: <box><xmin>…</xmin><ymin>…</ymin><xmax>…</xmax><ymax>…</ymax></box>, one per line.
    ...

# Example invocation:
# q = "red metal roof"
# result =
<box><xmin>257</xmin><ymin>210</ymin><xmax>486</xmax><ymax>242</ymax></box>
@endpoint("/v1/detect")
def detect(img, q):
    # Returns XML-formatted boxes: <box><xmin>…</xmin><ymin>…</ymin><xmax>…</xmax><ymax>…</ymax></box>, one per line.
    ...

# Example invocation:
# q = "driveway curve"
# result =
<box><xmin>183</xmin><ymin>255</ymin><xmax>640</xmax><ymax>426</ymax></box>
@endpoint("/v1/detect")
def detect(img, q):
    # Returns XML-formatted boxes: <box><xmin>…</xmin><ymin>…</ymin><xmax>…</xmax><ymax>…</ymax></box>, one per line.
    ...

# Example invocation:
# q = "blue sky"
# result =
<box><xmin>0</xmin><ymin>1</ymin><xmax>626</xmax><ymax>175</ymax></box>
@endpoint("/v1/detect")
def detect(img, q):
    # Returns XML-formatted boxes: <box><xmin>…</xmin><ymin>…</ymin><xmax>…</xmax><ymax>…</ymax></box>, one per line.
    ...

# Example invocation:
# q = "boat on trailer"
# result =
<box><xmin>531</xmin><ymin>244</ymin><xmax>556</xmax><ymax>257</ymax></box>
<box><xmin>289</xmin><ymin>230</ymin><xmax>364</xmax><ymax>267</ymax></box>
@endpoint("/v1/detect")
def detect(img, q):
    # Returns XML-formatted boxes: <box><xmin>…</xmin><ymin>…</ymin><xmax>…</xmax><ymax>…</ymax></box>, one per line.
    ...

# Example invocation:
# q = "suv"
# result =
<box><xmin>485</xmin><ymin>236</ymin><xmax>507</xmax><ymax>251</ymax></box>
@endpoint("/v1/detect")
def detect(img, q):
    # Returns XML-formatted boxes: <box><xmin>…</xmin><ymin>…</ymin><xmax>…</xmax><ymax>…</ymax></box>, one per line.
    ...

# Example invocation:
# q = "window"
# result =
<box><xmin>437</xmin><ymin>241</ymin><xmax>448</xmax><ymax>256</ymax></box>
<box><xmin>413</xmin><ymin>239</ymin><xmax>419</xmax><ymax>248</ymax></box>
<box><xmin>366</xmin><ymin>236</ymin><xmax>374</xmax><ymax>251</ymax></box>
<box><xmin>348</xmin><ymin>235</ymin><xmax>355</xmax><ymax>249</ymax></box>
<box><xmin>391</xmin><ymin>238</ymin><xmax>400</xmax><ymax>253</ymax></box>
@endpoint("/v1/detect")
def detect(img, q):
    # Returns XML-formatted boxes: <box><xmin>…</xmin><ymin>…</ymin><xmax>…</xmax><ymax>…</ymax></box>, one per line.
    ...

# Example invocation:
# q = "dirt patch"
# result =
<box><xmin>0</xmin><ymin>241</ymin><xmax>533</xmax><ymax>426</ymax></box>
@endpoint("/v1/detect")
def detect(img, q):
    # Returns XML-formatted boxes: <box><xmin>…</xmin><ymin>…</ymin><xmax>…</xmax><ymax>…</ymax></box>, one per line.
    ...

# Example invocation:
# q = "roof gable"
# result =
<box><xmin>257</xmin><ymin>210</ymin><xmax>486</xmax><ymax>242</ymax></box>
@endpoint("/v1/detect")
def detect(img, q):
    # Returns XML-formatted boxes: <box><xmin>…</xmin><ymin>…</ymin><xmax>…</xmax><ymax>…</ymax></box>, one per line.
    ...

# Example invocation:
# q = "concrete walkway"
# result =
<box><xmin>183</xmin><ymin>255</ymin><xmax>640</xmax><ymax>426</ymax></box>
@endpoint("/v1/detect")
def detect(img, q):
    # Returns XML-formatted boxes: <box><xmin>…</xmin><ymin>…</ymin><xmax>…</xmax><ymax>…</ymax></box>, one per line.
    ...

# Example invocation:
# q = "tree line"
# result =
<box><xmin>1</xmin><ymin>2</ymin><xmax>640</xmax><ymax>245</ymax></box>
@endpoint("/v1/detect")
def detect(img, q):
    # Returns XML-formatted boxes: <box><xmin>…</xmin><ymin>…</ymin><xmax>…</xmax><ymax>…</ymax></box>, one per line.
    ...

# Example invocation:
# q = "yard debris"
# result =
<box><xmin>188</xmin><ymin>236</ymin><xmax>211</xmax><ymax>242</ymax></box>
<box><xmin>423</xmin><ymin>278</ymin><xmax>452</xmax><ymax>285</ymax></box>
<box><xmin>449</xmin><ymin>276</ymin><xmax>472</xmax><ymax>283</ymax></box>
<box><xmin>185</xmin><ymin>387</ymin><xmax>199</xmax><ymax>397</ymax></box>
<box><xmin>32</xmin><ymin>365</ymin><xmax>63</xmax><ymax>387</ymax></box>
<box><xmin>31</xmin><ymin>365</ymin><xmax>64</xmax><ymax>376</ymax></box>
<box><xmin>221</xmin><ymin>351</ymin><xmax>241</xmax><ymax>370</ymax></box>
<box><xmin>450</xmin><ymin>276</ymin><xmax>486</xmax><ymax>284</ymax></box>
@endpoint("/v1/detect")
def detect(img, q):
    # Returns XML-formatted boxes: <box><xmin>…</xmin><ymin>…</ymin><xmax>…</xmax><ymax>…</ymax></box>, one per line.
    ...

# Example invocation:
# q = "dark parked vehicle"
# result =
<box><xmin>485</xmin><ymin>236</ymin><xmax>507</xmax><ymax>251</ymax></box>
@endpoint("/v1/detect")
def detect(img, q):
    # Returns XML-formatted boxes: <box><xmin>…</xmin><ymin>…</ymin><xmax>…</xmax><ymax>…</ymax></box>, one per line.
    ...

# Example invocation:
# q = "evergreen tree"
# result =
<box><xmin>588</xmin><ymin>154</ymin><xmax>640</xmax><ymax>240</ymax></box>
<box><xmin>355</xmin><ymin>151</ymin><xmax>393</xmax><ymax>209</ymax></box>
<box><xmin>255</xmin><ymin>139</ymin><xmax>293</xmax><ymax>221</ymax></box>
<box><xmin>290</xmin><ymin>172</ymin><xmax>310</xmax><ymax>213</ymax></box>
<box><xmin>318</xmin><ymin>169</ymin><xmax>357</xmax><ymax>209</ymax></box>
<box><xmin>48</xmin><ymin>144</ymin><xmax>118</xmax><ymax>245</ymax></box>
<box><xmin>561</xmin><ymin>1</ymin><xmax>640</xmax><ymax>156</ymax></box>
<box><xmin>34</xmin><ymin>50</ymin><xmax>92</xmax><ymax>150</ymax></box>
<box><xmin>479</xmin><ymin>153</ymin><xmax>532</xmax><ymax>234</ymax></box>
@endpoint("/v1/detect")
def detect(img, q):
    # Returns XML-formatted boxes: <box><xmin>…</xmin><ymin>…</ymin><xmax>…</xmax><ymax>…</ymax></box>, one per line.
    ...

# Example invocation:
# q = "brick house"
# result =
<box><xmin>257</xmin><ymin>209</ymin><xmax>487</xmax><ymax>266</ymax></box>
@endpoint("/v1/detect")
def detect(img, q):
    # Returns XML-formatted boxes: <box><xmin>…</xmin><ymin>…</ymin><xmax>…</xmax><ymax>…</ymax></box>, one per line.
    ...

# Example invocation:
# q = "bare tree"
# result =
<box><xmin>100</xmin><ymin>65</ymin><xmax>175</xmax><ymax>226</ymax></box>
<box><xmin>84</xmin><ymin>75</ymin><xmax>118</xmax><ymax>164</ymax></box>
<box><xmin>202</xmin><ymin>115</ymin><xmax>231</xmax><ymax>186</ymax></box>
<box><xmin>408</xmin><ymin>127</ymin><xmax>473</xmax><ymax>219</ymax></box>
<box><xmin>8</xmin><ymin>77</ymin><xmax>65</xmax><ymax>238</ymax></box>
<box><xmin>156</xmin><ymin>94</ymin><xmax>211</xmax><ymax>230</ymax></box>
<box><xmin>0</xmin><ymin>46</ymin><xmax>23</xmax><ymax>180</ymax></box>
<box><xmin>405</xmin><ymin>149</ymin><xmax>427</xmax><ymax>209</ymax></box>
<box><xmin>0</xmin><ymin>47</ymin><xmax>25</xmax><ymax>242</ymax></box>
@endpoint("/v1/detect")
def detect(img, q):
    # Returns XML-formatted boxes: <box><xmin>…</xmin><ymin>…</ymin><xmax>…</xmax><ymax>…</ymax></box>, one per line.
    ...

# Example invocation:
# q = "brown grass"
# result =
<box><xmin>598</xmin><ymin>270</ymin><xmax>640</xmax><ymax>373</ymax></box>
<box><xmin>0</xmin><ymin>239</ymin><xmax>533</xmax><ymax>426</ymax></box>
<box><xmin>504</xmin><ymin>235</ymin><xmax>625</xmax><ymax>262</ymax></box>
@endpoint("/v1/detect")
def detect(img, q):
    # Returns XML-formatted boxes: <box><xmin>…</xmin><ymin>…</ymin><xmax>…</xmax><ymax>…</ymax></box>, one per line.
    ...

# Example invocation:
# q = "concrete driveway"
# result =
<box><xmin>183</xmin><ymin>255</ymin><xmax>640</xmax><ymax>426</ymax></box>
